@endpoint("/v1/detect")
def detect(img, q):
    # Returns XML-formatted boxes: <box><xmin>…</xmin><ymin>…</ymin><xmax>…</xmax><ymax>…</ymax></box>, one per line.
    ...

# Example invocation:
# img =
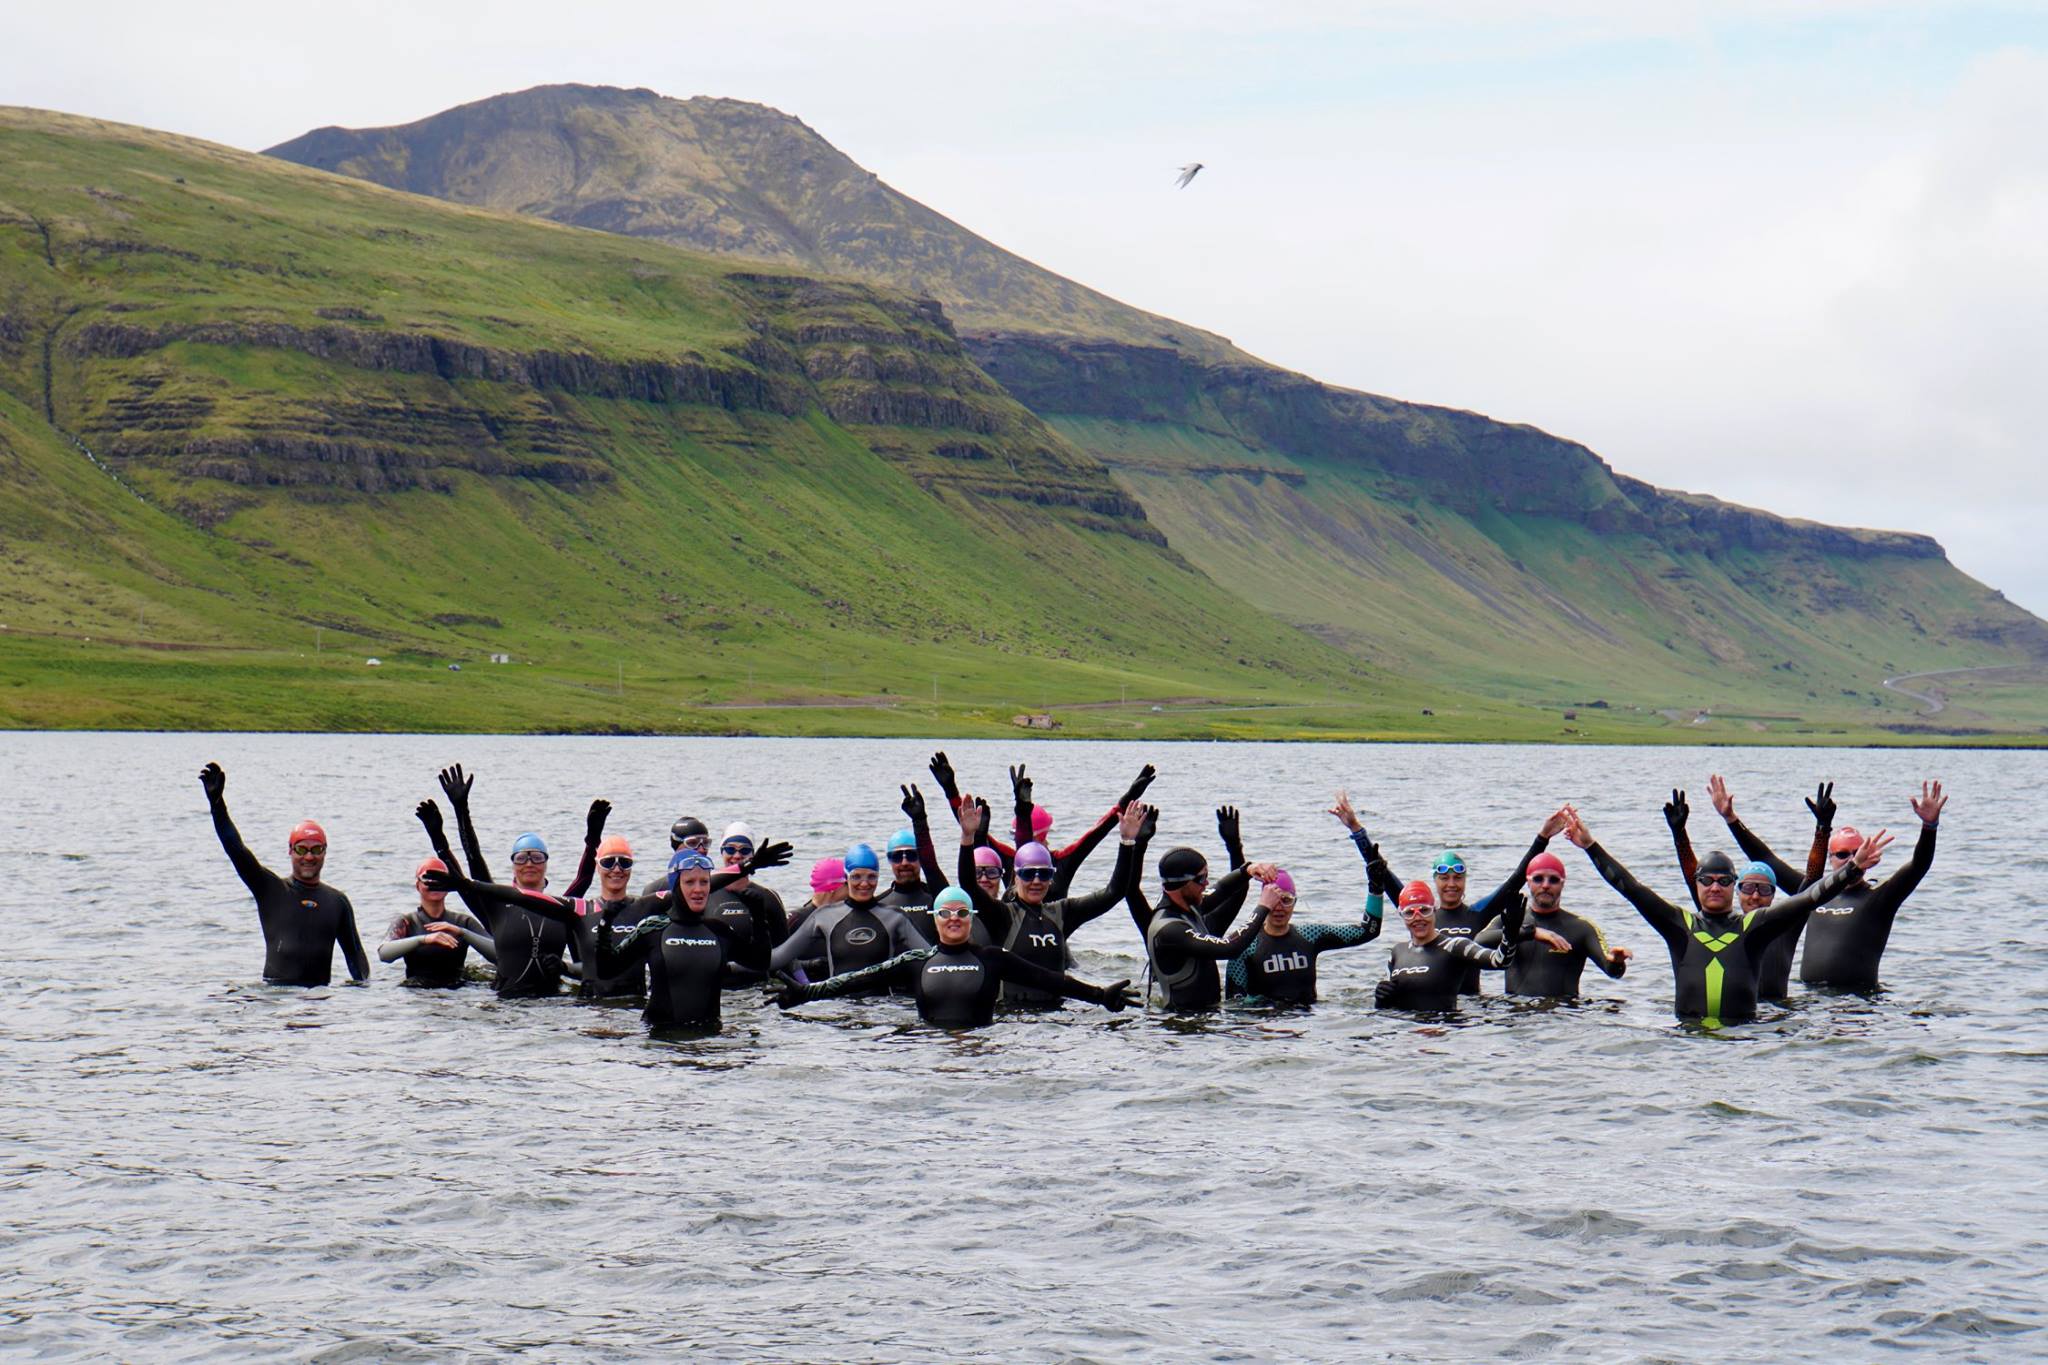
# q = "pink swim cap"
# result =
<box><xmin>1030</xmin><ymin>806</ymin><xmax>1053</xmax><ymax>838</ymax></box>
<box><xmin>972</xmin><ymin>845</ymin><xmax>1003</xmax><ymax>870</ymax></box>
<box><xmin>1271</xmin><ymin>869</ymin><xmax>1295</xmax><ymax>895</ymax></box>
<box><xmin>810</xmin><ymin>856</ymin><xmax>846</xmax><ymax>895</ymax></box>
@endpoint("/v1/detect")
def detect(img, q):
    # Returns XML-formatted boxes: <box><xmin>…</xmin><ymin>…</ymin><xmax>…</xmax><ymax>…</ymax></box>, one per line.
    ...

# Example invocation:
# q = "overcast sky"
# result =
<box><xmin>8</xmin><ymin>1</ymin><xmax>2045</xmax><ymax>615</ymax></box>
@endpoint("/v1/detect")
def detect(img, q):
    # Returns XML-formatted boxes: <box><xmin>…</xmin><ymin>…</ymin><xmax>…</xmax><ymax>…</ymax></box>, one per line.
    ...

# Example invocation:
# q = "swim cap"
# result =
<box><xmin>934</xmin><ymin>887</ymin><xmax>973</xmax><ymax>914</ymax></box>
<box><xmin>1432</xmin><ymin>850</ymin><xmax>1466</xmax><ymax>876</ymax></box>
<box><xmin>844</xmin><ymin>843</ymin><xmax>880</xmax><ymax>873</ymax></box>
<box><xmin>1015</xmin><ymin>841</ymin><xmax>1054</xmax><ymax>870</ymax></box>
<box><xmin>596</xmin><ymin>835</ymin><xmax>632</xmax><ymax>860</ymax></box>
<box><xmin>414</xmin><ymin>856</ymin><xmax>447</xmax><ymax>881</ymax></box>
<box><xmin>1697</xmin><ymin>850</ymin><xmax>1736</xmax><ymax>878</ymax></box>
<box><xmin>886</xmin><ymin>828</ymin><xmax>917</xmax><ymax>853</ymax></box>
<box><xmin>1159</xmin><ymin>847</ymin><xmax>1207</xmax><ymax>886</ymax></box>
<box><xmin>669</xmin><ymin>849</ymin><xmax>715</xmax><ymax>874</ymax></box>
<box><xmin>1271</xmin><ymin>869</ymin><xmax>1295</xmax><ymax>895</ymax></box>
<box><xmin>670</xmin><ymin>816</ymin><xmax>707</xmax><ymax>846</ymax></box>
<box><xmin>288</xmin><ymin>819</ymin><xmax>328</xmax><ymax>849</ymax></box>
<box><xmin>1527</xmin><ymin>852</ymin><xmax>1567</xmax><ymax>881</ymax></box>
<box><xmin>972</xmin><ymin>845</ymin><xmax>1004</xmax><ymax>871</ymax></box>
<box><xmin>809</xmin><ymin>856</ymin><xmax>846</xmax><ymax>895</ymax></box>
<box><xmin>1829</xmin><ymin>826</ymin><xmax>1862</xmax><ymax>854</ymax></box>
<box><xmin>722</xmin><ymin>822</ymin><xmax>755</xmax><ymax>848</ymax></box>
<box><xmin>1030</xmin><ymin>806</ymin><xmax>1053</xmax><ymax>838</ymax></box>
<box><xmin>1739</xmin><ymin>861</ymin><xmax>1776</xmax><ymax>887</ymax></box>
<box><xmin>1398</xmin><ymin>880</ymin><xmax>1435</xmax><ymax>910</ymax></box>
<box><xmin>511</xmin><ymin>832</ymin><xmax>548</xmax><ymax>856</ymax></box>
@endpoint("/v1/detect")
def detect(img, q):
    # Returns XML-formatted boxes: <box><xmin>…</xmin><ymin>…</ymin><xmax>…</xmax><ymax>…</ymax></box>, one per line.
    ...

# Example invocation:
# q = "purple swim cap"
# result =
<box><xmin>1015</xmin><ymin>841</ymin><xmax>1054</xmax><ymax>870</ymax></box>
<box><xmin>1272</xmin><ymin>869</ymin><xmax>1295</xmax><ymax>895</ymax></box>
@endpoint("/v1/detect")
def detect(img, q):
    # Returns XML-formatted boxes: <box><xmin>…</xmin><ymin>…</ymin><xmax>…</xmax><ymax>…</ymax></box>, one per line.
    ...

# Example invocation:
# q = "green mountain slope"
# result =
<box><xmin>4</xmin><ymin>107</ymin><xmax>1510</xmax><ymax>738</ymax></box>
<box><xmin>266</xmin><ymin>85</ymin><xmax>2048</xmax><ymax>740</ymax></box>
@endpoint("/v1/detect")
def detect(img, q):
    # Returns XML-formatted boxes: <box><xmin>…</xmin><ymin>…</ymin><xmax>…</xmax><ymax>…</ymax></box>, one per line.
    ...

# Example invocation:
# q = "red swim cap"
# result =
<box><xmin>414</xmin><ymin>857</ymin><xmax>447</xmax><ymax>881</ymax></box>
<box><xmin>1829</xmin><ymin>826</ymin><xmax>1862</xmax><ymax>854</ymax></box>
<box><xmin>596</xmin><ymin>835</ymin><xmax>633</xmax><ymax>860</ymax></box>
<box><xmin>1397</xmin><ymin>880</ymin><xmax>1435</xmax><ymax>910</ymax></box>
<box><xmin>1528</xmin><ymin>852</ymin><xmax>1567</xmax><ymax>880</ymax></box>
<box><xmin>288</xmin><ymin>819</ymin><xmax>328</xmax><ymax>850</ymax></box>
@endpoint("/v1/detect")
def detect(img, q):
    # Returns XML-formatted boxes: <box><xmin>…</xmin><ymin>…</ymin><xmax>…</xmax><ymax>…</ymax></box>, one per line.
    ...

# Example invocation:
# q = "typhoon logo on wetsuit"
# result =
<box><xmin>845</xmin><ymin>927</ymin><xmax>878</xmax><ymax>946</ymax></box>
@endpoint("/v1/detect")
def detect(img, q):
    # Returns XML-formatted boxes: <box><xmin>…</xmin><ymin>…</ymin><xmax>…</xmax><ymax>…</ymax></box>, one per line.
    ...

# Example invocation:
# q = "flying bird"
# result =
<box><xmin>1175</xmin><ymin>163</ymin><xmax>1204</xmax><ymax>189</ymax></box>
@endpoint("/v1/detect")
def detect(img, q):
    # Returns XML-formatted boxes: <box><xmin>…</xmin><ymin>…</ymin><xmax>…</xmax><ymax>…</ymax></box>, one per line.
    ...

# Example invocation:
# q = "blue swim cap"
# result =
<box><xmin>934</xmin><ymin>886</ymin><xmax>973</xmax><ymax>914</ymax></box>
<box><xmin>669</xmin><ymin>849</ymin><xmax>715</xmax><ymax>874</ymax></box>
<box><xmin>1739</xmin><ymin>861</ymin><xmax>1777</xmax><ymax>887</ymax></box>
<box><xmin>1015</xmin><ymin>841</ymin><xmax>1054</xmax><ymax>870</ymax></box>
<box><xmin>512</xmin><ymin>832</ymin><xmax>548</xmax><ymax>856</ymax></box>
<box><xmin>887</xmin><ymin>828</ymin><xmax>917</xmax><ymax>853</ymax></box>
<box><xmin>844</xmin><ymin>843</ymin><xmax>880</xmax><ymax>872</ymax></box>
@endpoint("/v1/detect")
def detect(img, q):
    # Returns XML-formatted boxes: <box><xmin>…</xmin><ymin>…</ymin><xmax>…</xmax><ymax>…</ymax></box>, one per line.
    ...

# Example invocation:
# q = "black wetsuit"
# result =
<box><xmin>1376</xmin><ymin>928</ymin><xmax>1517</xmax><ymax>1012</ymax></box>
<box><xmin>1499</xmin><ymin>907</ymin><xmax>1625</xmax><ymax>998</ymax></box>
<box><xmin>424</xmin><ymin>829</ymin><xmax>575</xmax><ymax>998</ymax></box>
<box><xmin>1383</xmin><ymin>834</ymin><xmax>1550</xmax><ymax>995</ymax></box>
<box><xmin>778</xmin><ymin>943</ymin><xmax>1124</xmax><ymax>1028</ymax></box>
<box><xmin>602</xmin><ymin>884</ymin><xmax>784</xmax><ymax>1029</ymax></box>
<box><xmin>1143</xmin><ymin>900</ymin><xmax>1268</xmax><ymax>1011</ymax></box>
<box><xmin>380</xmin><ymin>907</ymin><xmax>493</xmax><ymax>986</ymax></box>
<box><xmin>768</xmin><ymin>897</ymin><xmax>924</xmax><ymax>988</ymax></box>
<box><xmin>1797</xmin><ymin>826</ymin><xmax>1937</xmax><ymax>990</ymax></box>
<box><xmin>1226</xmin><ymin>917</ymin><xmax>1382</xmax><ymax>1005</ymax></box>
<box><xmin>956</xmin><ymin>839</ymin><xmax>1137</xmax><ymax>1004</ymax></box>
<box><xmin>1679</xmin><ymin>811</ymin><xmax>1830</xmax><ymax>1000</ymax></box>
<box><xmin>206</xmin><ymin>796</ymin><xmax>368</xmax><ymax>986</ymax></box>
<box><xmin>705</xmin><ymin>881</ymin><xmax>787</xmax><ymax>987</ymax></box>
<box><xmin>1583</xmin><ymin>841</ymin><xmax>1856</xmax><ymax>1025</ymax></box>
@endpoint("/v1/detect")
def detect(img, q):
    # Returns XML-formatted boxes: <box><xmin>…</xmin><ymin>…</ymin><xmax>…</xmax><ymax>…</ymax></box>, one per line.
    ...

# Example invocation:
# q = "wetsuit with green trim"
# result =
<box><xmin>595</xmin><ymin>882</ymin><xmax>784</xmax><ymax>1028</ymax></box>
<box><xmin>1498</xmin><ymin>907</ymin><xmax>1625</xmax><ymax>998</ymax></box>
<box><xmin>1226</xmin><ymin>913</ymin><xmax>1382</xmax><ymax>1005</ymax></box>
<box><xmin>1676</xmin><ymin>806</ymin><xmax>1828</xmax><ymax>999</ymax></box>
<box><xmin>774</xmin><ymin>943</ymin><xmax>1130</xmax><ymax>1028</ymax></box>
<box><xmin>768</xmin><ymin>894</ymin><xmax>925</xmax><ymax>989</ymax></box>
<box><xmin>1796</xmin><ymin>823</ymin><xmax>1937</xmax><ymax>990</ymax></box>
<box><xmin>1383</xmin><ymin>834</ymin><xmax>1550</xmax><ymax>995</ymax></box>
<box><xmin>206</xmin><ymin>792</ymin><xmax>368</xmax><ymax>987</ymax></box>
<box><xmin>954</xmin><ymin>837</ymin><xmax>1138</xmax><ymax>1004</ymax></box>
<box><xmin>1581</xmin><ymin>841</ymin><xmax>1857</xmax><ymax>1025</ymax></box>
<box><xmin>380</xmin><ymin>907</ymin><xmax>494</xmax><ymax>986</ymax></box>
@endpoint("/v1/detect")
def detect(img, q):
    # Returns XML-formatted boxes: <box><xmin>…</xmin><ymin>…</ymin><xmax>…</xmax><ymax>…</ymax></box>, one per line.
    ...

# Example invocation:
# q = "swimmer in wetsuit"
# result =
<box><xmin>1132</xmin><ymin>832</ymin><xmax>1273</xmax><ymax>1012</ymax></box>
<box><xmin>926</xmin><ymin>752</ymin><xmax>1156</xmax><ymax>896</ymax></box>
<box><xmin>416</xmin><ymin>799</ymin><xmax>576</xmax><ymax>998</ymax></box>
<box><xmin>1226</xmin><ymin>868</ymin><xmax>1382</xmax><ymax>1006</ymax></box>
<box><xmin>704</xmin><ymin>824</ymin><xmax>788</xmax><ymax>987</ymax></box>
<box><xmin>1668</xmin><ymin>779</ymin><xmax>1834</xmax><ymax>998</ymax></box>
<box><xmin>1492</xmin><ymin>850</ymin><xmax>1631</xmax><ymax>999</ymax></box>
<box><xmin>1563</xmin><ymin>806</ymin><xmax>1889</xmax><ymax>1026</ymax></box>
<box><xmin>950</xmin><ymin>795</ymin><xmax>1147</xmax><ymax>1003</ymax></box>
<box><xmin>877</xmin><ymin>785</ymin><xmax>945</xmax><ymax>932</ymax></box>
<box><xmin>1374</xmin><ymin>838</ymin><xmax>1535</xmax><ymax>1012</ymax></box>
<box><xmin>589</xmin><ymin>844</ymin><xmax>793</xmax><ymax>1030</ymax></box>
<box><xmin>199</xmin><ymin>762</ymin><xmax>368</xmax><ymax>987</ymax></box>
<box><xmin>639</xmin><ymin>815</ymin><xmax>710</xmax><ymax>896</ymax></box>
<box><xmin>1372</xmin><ymin>807</ymin><xmax>1570</xmax><ymax>996</ymax></box>
<box><xmin>379</xmin><ymin>857</ymin><xmax>496</xmax><ymax>986</ymax></box>
<box><xmin>768</xmin><ymin>842</ymin><xmax>925</xmax><ymax>988</ymax></box>
<box><xmin>768</xmin><ymin>887</ymin><xmax>1141</xmax><ymax>1028</ymax></box>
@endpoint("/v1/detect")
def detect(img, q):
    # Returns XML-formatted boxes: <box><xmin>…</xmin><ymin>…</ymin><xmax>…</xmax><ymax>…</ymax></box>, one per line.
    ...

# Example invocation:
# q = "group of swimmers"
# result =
<box><xmin>199</xmin><ymin>752</ymin><xmax>1946</xmax><ymax>1032</ymax></box>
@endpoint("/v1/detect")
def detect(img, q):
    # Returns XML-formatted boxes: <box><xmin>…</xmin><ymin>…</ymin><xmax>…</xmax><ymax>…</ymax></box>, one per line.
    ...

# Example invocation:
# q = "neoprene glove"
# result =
<box><xmin>199</xmin><ymin>762</ymin><xmax>226</xmax><ymax>801</ymax></box>
<box><xmin>928</xmin><ymin>752</ymin><xmax>959</xmax><ymax>802</ymax></box>
<box><xmin>1807</xmin><ymin>781</ymin><xmax>1836</xmax><ymax>828</ymax></box>
<box><xmin>1216</xmin><ymin>806</ymin><xmax>1244</xmax><ymax>866</ymax></box>
<box><xmin>1099</xmin><ymin>979</ymin><xmax>1138</xmax><ymax>1012</ymax></box>
<box><xmin>742</xmin><ymin>841</ymin><xmax>794</xmax><ymax>876</ymax></box>
<box><xmin>1010</xmin><ymin>764</ymin><xmax>1032</xmax><ymax>809</ymax></box>
<box><xmin>438</xmin><ymin>764</ymin><xmax>473</xmax><ymax>808</ymax></box>
<box><xmin>1119</xmin><ymin>764</ymin><xmax>1158</xmax><ymax>809</ymax></box>
<box><xmin>900</xmin><ymin>784</ymin><xmax>925</xmax><ymax>822</ymax></box>
<box><xmin>415</xmin><ymin>798</ymin><xmax>446</xmax><ymax>843</ymax></box>
<box><xmin>766</xmin><ymin>969</ymin><xmax>807</xmax><ymax>1010</ymax></box>
<box><xmin>585</xmin><ymin>798</ymin><xmax>611</xmax><ymax>844</ymax></box>
<box><xmin>1374</xmin><ymin>979</ymin><xmax>1396</xmax><ymax>1009</ymax></box>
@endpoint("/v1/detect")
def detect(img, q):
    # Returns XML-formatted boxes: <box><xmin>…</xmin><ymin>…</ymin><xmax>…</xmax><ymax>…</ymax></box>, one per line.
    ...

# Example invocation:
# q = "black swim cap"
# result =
<box><xmin>1159</xmin><ymin>846</ymin><xmax>1208</xmax><ymax>887</ymax></box>
<box><xmin>670</xmin><ymin>816</ymin><xmax>708</xmax><ymax>847</ymax></box>
<box><xmin>1697</xmin><ymin>850</ymin><xmax>1737</xmax><ymax>878</ymax></box>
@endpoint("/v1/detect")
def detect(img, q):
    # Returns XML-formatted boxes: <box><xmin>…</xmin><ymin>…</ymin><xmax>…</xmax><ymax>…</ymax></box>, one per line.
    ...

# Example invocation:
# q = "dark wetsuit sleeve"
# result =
<box><xmin>979</xmin><ymin>945</ymin><xmax>1119</xmax><ymax>1006</ymax></box>
<box><xmin>449</xmin><ymin>876</ymin><xmax>580</xmax><ymax>928</ymax></box>
<box><xmin>1854</xmin><ymin>824</ymin><xmax>1936</xmax><ymax>932</ymax></box>
<box><xmin>1165</xmin><ymin>907</ymin><xmax>1270</xmax><ymax>961</ymax></box>
<box><xmin>1583</xmin><ymin>841</ymin><xmax>1688</xmax><ymax>955</ymax></box>
<box><xmin>337</xmin><ymin>897</ymin><xmax>369</xmax><ymax>983</ymax></box>
<box><xmin>1301</xmin><ymin>920</ymin><xmax>1381</xmax><ymax>951</ymax></box>
<box><xmin>1579</xmin><ymin>916</ymin><xmax>1625</xmax><ymax>977</ymax></box>
<box><xmin>1748</xmin><ymin>859</ymin><xmax>1858</xmax><ymax>952</ymax></box>
<box><xmin>1219</xmin><ymin>820</ymin><xmax>1247</xmax><ymax>874</ymax></box>
<box><xmin>208</xmin><ymin>797</ymin><xmax>283</xmax><ymax>901</ymax></box>
<box><xmin>448</xmin><ymin>796</ymin><xmax>492</xmax><ymax>882</ymax></box>
<box><xmin>564</xmin><ymin>829</ymin><xmax>600</xmax><ymax>900</ymax></box>
<box><xmin>728</xmin><ymin>885</ymin><xmax>787</xmax><ymax>971</ymax></box>
<box><xmin>1725</xmin><ymin>817</ymin><xmax>1802</xmax><ymax>894</ymax></box>
<box><xmin>786</xmin><ymin>948</ymin><xmax>929</xmax><ymax>1003</ymax></box>
<box><xmin>955</xmin><ymin>843</ymin><xmax>1013</xmax><ymax>942</ymax></box>
<box><xmin>1125</xmin><ymin>829</ymin><xmax>1158</xmax><ymax>935</ymax></box>
<box><xmin>1200</xmin><ymin>867</ymin><xmax>1252</xmax><ymax>935</ymax></box>
<box><xmin>1049</xmin><ymin>807</ymin><xmax>1119</xmax><ymax>900</ymax></box>
<box><xmin>1801</xmin><ymin>819</ymin><xmax>1830</xmax><ymax>890</ymax></box>
<box><xmin>1669</xmin><ymin>818</ymin><xmax>1702</xmax><ymax>911</ymax></box>
<box><xmin>1472</xmin><ymin>835</ymin><xmax>1547</xmax><ymax>916</ymax></box>
<box><xmin>914</xmin><ymin>811</ymin><xmax>947</xmax><ymax>891</ymax></box>
<box><xmin>768</xmin><ymin>912</ymin><xmax>826</xmax><ymax>974</ymax></box>
<box><xmin>1049</xmin><ymin>839</ymin><xmax>1138</xmax><ymax>934</ymax></box>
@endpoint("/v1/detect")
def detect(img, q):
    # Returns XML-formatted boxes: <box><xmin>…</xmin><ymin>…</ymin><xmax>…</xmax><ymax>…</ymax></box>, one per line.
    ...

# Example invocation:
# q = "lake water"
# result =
<box><xmin>2</xmin><ymin>734</ymin><xmax>2043</xmax><ymax>1361</ymax></box>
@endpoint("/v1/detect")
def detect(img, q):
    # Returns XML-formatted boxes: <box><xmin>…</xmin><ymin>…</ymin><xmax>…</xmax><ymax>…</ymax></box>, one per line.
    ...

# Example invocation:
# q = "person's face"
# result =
<box><xmin>1016</xmin><ymin>865</ymin><xmax>1053</xmax><ymax>904</ymax></box>
<box><xmin>1433</xmin><ymin>868</ymin><xmax>1467</xmax><ymax>910</ymax></box>
<box><xmin>675</xmin><ymin>833</ymin><xmax>710</xmax><ymax>856</ymax></box>
<box><xmin>415</xmin><ymin>873</ymin><xmax>445</xmax><ymax>913</ymax></box>
<box><xmin>678</xmin><ymin>869</ymin><xmax>712</xmax><ymax>912</ymax></box>
<box><xmin>847</xmin><ymin>868</ymin><xmax>880</xmax><ymax>901</ymax></box>
<box><xmin>934</xmin><ymin>904</ymin><xmax>973</xmax><ymax>945</ymax></box>
<box><xmin>1167</xmin><ymin>867</ymin><xmax>1209</xmax><ymax>909</ymax></box>
<box><xmin>1829</xmin><ymin>847</ymin><xmax>1868</xmax><ymax>883</ymax></box>
<box><xmin>1696</xmin><ymin>871</ymin><xmax>1736</xmax><ymax>912</ymax></box>
<box><xmin>721</xmin><ymin>839</ymin><xmax>752</xmax><ymax>870</ymax></box>
<box><xmin>888</xmin><ymin>847</ymin><xmax>920</xmax><ymax>885</ymax></box>
<box><xmin>1401</xmin><ymin>900</ymin><xmax>1436</xmax><ymax>941</ymax></box>
<box><xmin>1528</xmin><ymin>871</ymin><xmax>1563</xmax><ymax>913</ymax></box>
<box><xmin>1265</xmin><ymin>893</ymin><xmax>1296</xmax><ymax>934</ymax></box>
<box><xmin>1738</xmin><ymin>876</ymin><xmax>1775</xmax><ymax>910</ymax></box>
<box><xmin>510</xmin><ymin>849</ymin><xmax>547</xmax><ymax>890</ymax></box>
<box><xmin>598</xmin><ymin>854</ymin><xmax>634</xmax><ymax>897</ymax></box>
<box><xmin>290</xmin><ymin>838</ymin><xmax>327</xmax><ymax>883</ymax></box>
<box><xmin>973</xmin><ymin>863</ymin><xmax>1005</xmax><ymax>898</ymax></box>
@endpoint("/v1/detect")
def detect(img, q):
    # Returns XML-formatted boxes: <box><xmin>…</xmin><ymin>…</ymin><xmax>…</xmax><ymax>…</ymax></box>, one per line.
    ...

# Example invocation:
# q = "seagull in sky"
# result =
<box><xmin>1175</xmin><ymin>162</ymin><xmax>1204</xmax><ymax>189</ymax></box>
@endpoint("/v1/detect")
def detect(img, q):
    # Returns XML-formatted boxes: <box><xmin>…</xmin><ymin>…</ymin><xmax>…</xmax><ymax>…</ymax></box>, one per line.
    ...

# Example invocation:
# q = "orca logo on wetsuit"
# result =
<box><xmin>1439</xmin><ymin>926</ymin><xmax>1473</xmax><ymax>938</ymax></box>
<box><xmin>845</xmin><ymin>927</ymin><xmax>878</xmax><ymax>946</ymax></box>
<box><xmin>1262</xmin><ymin>952</ymin><xmax>1310</xmax><ymax>974</ymax></box>
<box><xmin>1390</xmin><ymin>964</ymin><xmax>1430</xmax><ymax>977</ymax></box>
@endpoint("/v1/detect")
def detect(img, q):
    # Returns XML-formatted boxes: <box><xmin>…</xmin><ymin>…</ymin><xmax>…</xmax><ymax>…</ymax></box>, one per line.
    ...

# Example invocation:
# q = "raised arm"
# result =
<box><xmin>1707</xmin><ymin>774</ymin><xmax>1801</xmax><ymax>891</ymax></box>
<box><xmin>1568</xmin><ymin>807</ymin><xmax>1688</xmax><ymax>954</ymax></box>
<box><xmin>1329</xmin><ymin>790</ymin><xmax>1397</xmax><ymax>899</ymax></box>
<box><xmin>1854</xmin><ymin>785</ymin><xmax>1941</xmax><ymax>929</ymax></box>
<box><xmin>769</xmin><ymin>949</ymin><xmax>929</xmax><ymax>1007</ymax></box>
<box><xmin>982</xmin><ymin>946</ymin><xmax>1138</xmax><ymax>1011</ymax></box>
<box><xmin>418</xmin><ymin>863</ymin><xmax>578</xmax><ymax>927</ymax></box>
<box><xmin>1746</xmin><ymin>833</ymin><xmax>1887</xmax><ymax>952</ymax></box>
<box><xmin>199</xmin><ymin>763</ymin><xmax>278</xmax><ymax>898</ymax></box>
<box><xmin>1047</xmin><ymin>805</ymin><xmax>1147</xmax><ymax>933</ymax></box>
<box><xmin>438</xmin><ymin>765</ymin><xmax>492</xmax><ymax>882</ymax></box>
<box><xmin>903</xmin><ymin>785</ymin><xmax>947</xmax><ymax>891</ymax></box>
<box><xmin>563</xmin><ymin>798</ymin><xmax>609</xmax><ymax>899</ymax></box>
<box><xmin>954</xmin><ymin>795</ymin><xmax>1013</xmax><ymax>942</ymax></box>
<box><xmin>1472</xmin><ymin>813</ymin><xmax>1560</xmax><ymax>915</ymax></box>
<box><xmin>1125</xmin><ymin>805</ymin><xmax>1160</xmax><ymax>935</ymax></box>
<box><xmin>1048</xmin><ymin>806</ymin><xmax>1120</xmax><ymax>900</ymax></box>
<box><xmin>1665</xmin><ymin>789</ymin><xmax>1702</xmax><ymax>911</ymax></box>
<box><xmin>1199</xmin><ymin>865</ymin><xmax>1253</xmax><ymax>935</ymax></box>
<box><xmin>1010</xmin><ymin>764</ymin><xmax>1036</xmax><ymax>852</ymax></box>
<box><xmin>1216</xmin><ymin>805</ymin><xmax>1247</xmax><ymax>872</ymax></box>
<box><xmin>1160</xmin><ymin>905</ymin><xmax>1271</xmax><ymax>961</ymax></box>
